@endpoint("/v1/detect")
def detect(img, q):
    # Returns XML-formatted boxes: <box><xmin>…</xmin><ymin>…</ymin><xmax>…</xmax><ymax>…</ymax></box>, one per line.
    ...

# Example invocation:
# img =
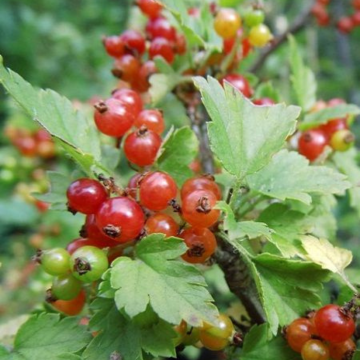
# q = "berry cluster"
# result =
<box><xmin>297</xmin><ymin>99</ymin><xmax>355</xmax><ymax>162</ymax></box>
<box><xmin>5</xmin><ymin>126</ymin><xmax>56</xmax><ymax>159</ymax></box>
<box><xmin>311</xmin><ymin>0</ymin><xmax>360</xmax><ymax>33</ymax></box>
<box><xmin>174</xmin><ymin>313</ymin><xmax>239</xmax><ymax>351</ymax></box>
<box><xmin>285</xmin><ymin>303</ymin><xmax>357</xmax><ymax>360</ymax></box>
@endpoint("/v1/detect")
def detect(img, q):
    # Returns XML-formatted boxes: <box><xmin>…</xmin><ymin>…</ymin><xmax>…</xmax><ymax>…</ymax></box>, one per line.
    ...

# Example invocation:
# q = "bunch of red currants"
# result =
<box><xmin>285</xmin><ymin>303</ymin><xmax>357</xmax><ymax>360</ymax></box>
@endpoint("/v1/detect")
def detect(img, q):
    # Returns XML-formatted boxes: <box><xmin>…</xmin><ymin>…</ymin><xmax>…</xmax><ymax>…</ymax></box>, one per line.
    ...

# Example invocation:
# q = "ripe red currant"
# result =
<box><xmin>214</xmin><ymin>8</ymin><xmax>242</xmax><ymax>39</ymax></box>
<box><xmin>112</xmin><ymin>54</ymin><xmax>141</xmax><ymax>82</ymax></box>
<box><xmin>298</xmin><ymin>130</ymin><xmax>328</xmax><ymax>162</ymax></box>
<box><xmin>84</xmin><ymin>215</ymin><xmax>120</xmax><ymax>245</ymax></box>
<box><xmin>253</xmin><ymin>98</ymin><xmax>276</xmax><ymax>106</ymax></box>
<box><xmin>337</xmin><ymin>17</ymin><xmax>354</xmax><ymax>33</ymax></box>
<box><xmin>180</xmin><ymin>227</ymin><xmax>217</xmax><ymax>264</ymax></box>
<box><xmin>94</xmin><ymin>98</ymin><xmax>135</xmax><ymax>137</ymax></box>
<box><xmin>96</xmin><ymin>196</ymin><xmax>145</xmax><ymax>242</ymax></box>
<box><xmin>221</xmin><ymin>74</ymin><xmax>253</xmax><ymax>98</ymax></box>
<box><xmin>111</xmin><ymin>88</ymin><xmax>143</xmax><ymax>117</ymax></box>
<box><xmin>182</xmin><ymin>190</ymin><xmax>220</xmax><ymax>228</ymax></box>
<box><xmin>66</xmin><ymin>178</ymin><xmax>108</xmax><ymax>214</ymax></box>
<box><xmin>134</xmin><ymin>109</ymin><xmax>165</xmax><ymax>134</ymax></box>
<box><xmin>301</xmin><ymin>340</ymin><xmax>329</xmax><ymax>360</ymax></box>
<box><xmin>175</xmin><ymin>34</ymin><xmax>186</xmax><ymax>55</ymax></box>
<box><xmin>146</xmin><ymin>17</ymin><xmax>176</xmax><ymax>41</ymax></box>
<box><xmin>181</xmin><ymin>175</ymin><xmax>222</xmax><ymax>201</ymax></box>
<box><xmin>69</xmin><ymin>246</ymin><xmax>109</xmax><ymax>283</ymax></box>
<box><xmin>135</xmin><ymin>60</ymin><xmax>157</xmax><ymax>92</ymax></box>
<box><xmin>66</xmin><ymin>237</ymin><xmax>117</xmax><ymax>255</ymax></box>
<box><xmin>120</xmin><ymin>29</ymin><xmax>146</xmax><ymax>56</ymax></box>
<box><xmin>127</xmin><ymin>173</ymin><xmax>142</xmax><ymax>199</ymax></box>
<box><xmin>145</xmin><ymin>213</ymin><xmax>179</xmax><ymax>237</ymax></box>
<box><xmin>51</xmin><ymin>289</ymin><xmax>86</xmax><ymax>316</ymax></box>
<box><xmin>329</xmin><ymin>338</ymin><xmax>356</xmax><ymax>360</ymax></box>
<box><xmin>102</xmin><ymin>35</ymin><xmax>124</xmax><ymax>57</ymax></box>
<box><xmin>314</xmin><ymin>304</ymin><xmax>355</xmax><ymax>343</ymax></box>
<box><xmin>318</xmin><ymin>118</ymin><xmax>348</xmax><ymax>138</ymax></box>
<box><xmin>149</xmin><ymin>37</ymin><xmax>175</xmax><ymax>64</ymax></box>
<box><xmin>139</xmin><ymin>171</ymin><xmax>177</xmax><ymax>211</ymax></box>
<box><xmin>124</xmin><ymin>127</ymin><xmax>162</xmax><ymax>167</ymax></box>
<box><xmin>285</xmin><ymin>318</ymin><xmax>316</xmax><ymax>353</ymax></box>
<box><xmin>137</xmin><ymin>0</ymin><xmax>163</xmax><ymax>18</ymax></box>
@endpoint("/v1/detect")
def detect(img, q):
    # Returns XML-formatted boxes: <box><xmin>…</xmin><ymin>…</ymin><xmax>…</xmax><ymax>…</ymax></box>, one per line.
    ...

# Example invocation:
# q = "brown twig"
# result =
<box><xmin>249</xmin><ymin>2</ymin><xmax>315</xmax><ymax>74</ymax></box>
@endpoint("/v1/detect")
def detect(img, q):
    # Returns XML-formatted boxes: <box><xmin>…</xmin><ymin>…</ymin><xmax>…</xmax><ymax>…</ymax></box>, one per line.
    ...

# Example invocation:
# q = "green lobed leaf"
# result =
<box><xmin>0</xmin><ymin>56</ymin><xmax>109</xmax><ymax>177</ymax></box>
<box><xmin>217</xmin><ymin>202</ymin><xmax>273</xmax><ymax>241</ymax></box>
<box><xmin>109</xmin><ymin>234</ymin><xmax>218</xmax><ymax>327</ymax></box>
<box><xmin>300</xmin><ymin>104</ymin><xmax>360</xmax><ymax>130</ymax></box>
<box><xmin>34</xmin><ymin>171</ymin><xmax>69</xmax><ymax>211</ymax></box>
<box><xmin>247</xmin><ymin>150</ymin><xmax>350</xmax><ymax>205</ymax></box>
<box><xmin>289</xmin><ymin>36</ymin><xmax>317</xmax><ymax>112</ymax></box>
<box><xmin>149</xmin><ymin>73</ymin><xmax>184</xmax><ymax>105</ymax></box>
<box><xmin>252</xmin><ymin>253</ymin><xmax>330</xmax><ymax>335</ymax></box>
<box><xmin>10</xmin><ymin>313</ymin><xmax>91</xmax><ymax>360</ymax></box>
<box><xmin>194</xmin><ymin>76</ymin><xmax>300</xmax><ymax>179</ymax></box>
<box><xmin>83</xmin><ymin>298</ymin><xmax>176</xmax><ymax>360</ymax></box>
<box><xmin>156</xmin><ymin>126</ymin><xmax>198</xmax><ymax>186</ymax></box>
<box><xmin>157</xmin><ymin>93</ymin><xmax>189</xmax><ymax>130</ymax></box>
<box><xmin>333</xmin><ymin>149</ymin><xmax>360</xmax><ymax>217</ymax></box>
<box><xmin>300</xmin><ymin>235</ymin><xmax>355</xmax><ymax>291</ymax></box>
<box><xmin>241</xmin><ymin>324</ymin><xmax>301</xmax><ymax>360</ymax></box>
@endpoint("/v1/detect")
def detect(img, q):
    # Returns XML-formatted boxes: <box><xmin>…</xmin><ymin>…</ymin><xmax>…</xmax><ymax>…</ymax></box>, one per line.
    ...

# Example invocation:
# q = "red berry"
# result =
<box><xmin>242</xmin><ymin>38</ymin><xmax>252</xmax><ymax>57</ymax></box>
<box><xmin>337</xmin><ymin>17</ymin><xmax>354</xmax><ymax>33</ymax></box>
<box><xmin>84</xmin><ymin>214</ymin><xmax>119</xmax><ymax>244</ymax></box>
<box><xmin>146</xmin><ymin>17</ymin><xmax>177</xmax><ymax>41</ymax></box>
<box><xmin>317</xmin><ymin>0</ymin><xmax>330</xmax><ymax>5</ymax></box>
<box><xmin>253</xmin><ymin>98</ymin><xmax>276</xmax><ymax>106</ymax></box>
<box><xmin>137</xmin><ymin>0</ymin><xmax>163</xmax><ymax>18</ymax></box>
<box><xmin>67</xmin><ymin>178</ymin><xmax>107</xmax><ymax>214</ymax></box>
<box><xmin>134</xmin><ymin>109</ymin><xmax>165</xmax><ymax>134</ymax></box>
<box><xmin>318</xmin><ymin>118</ymin><xmax>348</xmax><ymax>138</ymax></box>
<box><xmin>66</xmin><ymin>237</ymin><xmax>118</xmax><ymax>255</ymax></box>
<box><xmin>149</xmin><ymin>37</ymin><xmax>175</xmax><ymax>64</ymax></box>
<box><xmin>112</xmin><ymin>54</ymin><xmax>141</xmax><ymax>82</ymax></box>
<box><xmin>111</xmin><ymin>88</ymin><xmax>143</xmax><ymax>118</ymax></box>
<box><xmin>182</xmin><ymin>190</ymin><xmax>220</xmax><ymax>228</ymax></box>
<box><xmin>298</xmin><ymin>130</ymin><xmax>328</xmax><ymax>162</ymax></box>
<box><xmin>328</xmin><ymin>98</ymin><xmax>346</xmax><ymax>107</ymax></box>
<box><xmin>181</xmin><ymin>176</ymin><xmax>222</xmax><ymax>201</ymax></box>
<box><xmin>188</xmin><ymin>8</ymin><xmax>200</xmax><ymax>17</ymax></box>
<box><xmin>94</xmin><ymin>98</ymin><xmax>135</xmax><ymax>137</ymax></box>
<box><xmin>175</xmin><ymin>34</ymin><xmax>187</xmax><ymax>55</ymax></box>
<box><xmin>314</xmin><ymin>304</ymin><xmax>355</xmax><ymax>343</ymax></box>
<box><xmin>15</xmin><ymin>135</ymin><xmax>37</xmax><ymax>157</ymax></box>
<box><xmin>145</xmin><ymin>213</ymin><xmax>179</xmax><ymax>237</ymax></box>
<box><xmin>353</xmin><ymin>0</ymin><xmax>360</xmax><ymax>10</ymax></box>
<box><xmin>96</xmin><ymin>197</ymin><xmax>145</xmax><ymax>243</ymax></box>
<box><xmin>352</xmin><ymin>11</ymin><xmax>360</xmax><ymax>25</ymax></box>
<box><xmin>221</xmin><ymin>74</ymin><xmax>253</xmax><ymax>98</ymax></box>
<box><xmin>329</xmin><ymin>338</ymin><xmax>356</xmax><ymax>360</ymax></box>
<box><xmin>124</xmin><ymin>128</ymin><xmax>162</xmax><ymax>167</ymax></box>
<box><xmin>301</xmin><ymin>340</ymin><xmax>329</xmax><ymax>360</ymax></box>
<box><xmin>139</xmin><ymin>171</ymin><xmax>177</xmax><ymax>211</ymax></box>
<box><xmin>135</xmin><ymin>60</ymin><xmax>157</xmax><ymax>92</ymax></box>
<box><xmin>285</xmin><ymin>318</ymin><xmax>316</xmax><ymax>353</ymax></box>
<box><xmin>127</xmin><ymin>173</ymin><xmax>142</xmax><ymax>199</ymax></box>
<box><xmin>180</xmin><ymin>227</ymin><xmax>217</xmax><ymax>264</ymax></box>
<box><xmin>35</xmin><ymin>128</ymin><xmax>52</xmax><ymax>142</ymax></box>
<box><xmin>311</xmin><ymin>3</ymin><xmax>327</xmax><ymax>18</ymax></box>
<box><xmin>51</xmin><ymin>289</ymin><xmax>86</xmax><ymax>316</ymax></box>
<box><xmin>120</xmin><ymin>29</ymin><xmax>146</xmax><ymax>56</ymax></box>
<box><xmin>102</xmin><ymin>35</ymin><xmax>124</xmax><ymax>57</ymax></box>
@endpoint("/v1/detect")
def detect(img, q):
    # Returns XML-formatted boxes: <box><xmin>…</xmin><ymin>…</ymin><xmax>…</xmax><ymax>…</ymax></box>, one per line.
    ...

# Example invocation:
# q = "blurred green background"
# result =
<box><xmin>0</xmin><ymin>0</ymin><xmax>359</xmax><ymax>342</ymax></box>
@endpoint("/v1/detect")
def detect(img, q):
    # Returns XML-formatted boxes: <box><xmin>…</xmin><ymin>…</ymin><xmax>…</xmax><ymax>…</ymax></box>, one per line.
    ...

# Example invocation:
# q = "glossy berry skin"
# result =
<box><xmin>135</xmin><ymin>109</ymin><xmax>165</xmax><ymax>134</ymax></box>
<box><xmin>180</xmin><ymin>227</ymin><xmax>217</xmax><ymax>264</ymax></box>
<box><xmin>67</xmin><ymin>178</ymin><xmax>107</xmax><ymax>214</ymax></box>
<box><xmin>137</xmin><ymin>0</ymin><xmax>163</xmax><ymax>18</ymax></box>
<box><xmin>175</xmin><ymin>34</ymin><xmax>187</xmax><ymax>55</ymax></box>
<box><xmin>214</xmin><ymin>8</ymin><xmax>242</xmax><ymax>39</ymax></box>
<box><xmin>244</xmin><ymin>9</ymin><xmax>265</xmax><ymax>27</ymax></box>
<box><xmin>120</xmin><ymin>29</ymin><xmax>146</xmax><ymax>55</ymax></box>
<box><xmin>52</xmin><ymin>273</ymin><xmax>83</xmax><ymax>301</ymax></box>
<box><xmin>149</xmin><ymin>37</ymin><xmax>175</xmax><ymax>64</ymax></box>
<box><xmin>318</xmin><ymin>118</ymin><xmax>348</xmax><ymax>138</ymax></box>
<box><xmin>124</xmin><ymin>128</ymin><xmax>162</xmax><ymax>167</ymax></box>
<box><xmin>69</xmin><ymin>246</ymin><xmax>109</xmax><ymax>283</ymax></box>
<box><xmin>253</xmin><ymin>97</ymin><xmax>276</xmax><ymax>106</ymax></box>
<box><xmin>221</xmin><ymin>74</ymin><xmax>253</xmax><ymax>98</ymax></box>
<box><xmin>248</xmin><ymin>24</ymin><xmax>272</xmax><ymax>47</ymax></box>
<box><xmin>145</xmin><ymin>213</ymin><xmax>179</xmax><ymax>237</ymax></box>
<box><xmin>41</xmin><ymin>248</ymin><xmax>70</xmax><ymax>276</ymax></box>
<box><xmin>182</xmin><ymin>190</ymin><xmax>220</xmax><ymax>228</ymax></box>
<box><xmin>66</xmin><ymin>237</ymin><xmax>118</xmax><ymax>256</ymax></box>
<box><xmin>314</xmin><ymin>305</ymin><xmax>355</xmax><ymax>343</ymax></box>
<box><xmin>102</xmin><ymin>35</ymin><xmax>124</xmax><ymax>57</ymax></box>
<box><xmin>286</xmin><ymin>318</ymin><xmax>316</xmax><ymax>353</ymax></box>
<box><xmin>112</xmin><ymin>88</ymin><xmax>143</xmax><ymax>117</ymax></box>
<box><xmin>181</xmin><ymin>176</ymin><xmax>222</xmax><ymax>201</ymax></box>
<box><xmin>139</xmin><ymin>172</ymin><xmax>177</xmax><ymax>211</ymax></box>
<box><xmin>329</xmin><ymin>338</ymin><xmax>356</xmax><ymax>360</ymax></box>
<box><xmin>96</xmin><ymin>197</ymin><xmax>145</xmax><ymax>242</ymax></box>
<box><xmin>94</xmin><ymin>98</ymin><xmax>135</xmax><ymax>137</ymax></box>
<box><xmin>136</xmin><ymin>60</ymin><xmax>157</xmax><ymax>92</ymax></box>
<box><xmin>127</xmin><ymin>173</ymin><xmax>142</xmax><ymax>199</ymax></box>
<box><xmin>84</xmin><ymin>215</ymin><xmax>120</xmax><ymax>244</ymax></box>
<box><xmin>146</xmin><ymin>17</ymin><xmax>176</xmax><ymax>41</ymax></box>
<box><xmin>112</xmin><ymin>54</ymin><xmax>141</xmax><ymax>82</ymax></box>
<box><xmin>301</xmin><ymin>340</ymin><xmax>329</xmax><ymax>360</ymax></box>
<box><xmin>199</xmin><ymin>314</ymin><xmax>234</xmax><ymax>351</ymax></box>
<box><xmin>52</xmin><ymin>289</ymin><xmax>86</xmax><ymax>316</ymax></box>
<box><xmin>298</xmin><ymin>130</ymin><xmax>328</xmax><ymax>162</ymax></box>
<box><xmin>330</xmin><ymin>129</ymin><xmax>355</xmax><ymax>152</ymax></box>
